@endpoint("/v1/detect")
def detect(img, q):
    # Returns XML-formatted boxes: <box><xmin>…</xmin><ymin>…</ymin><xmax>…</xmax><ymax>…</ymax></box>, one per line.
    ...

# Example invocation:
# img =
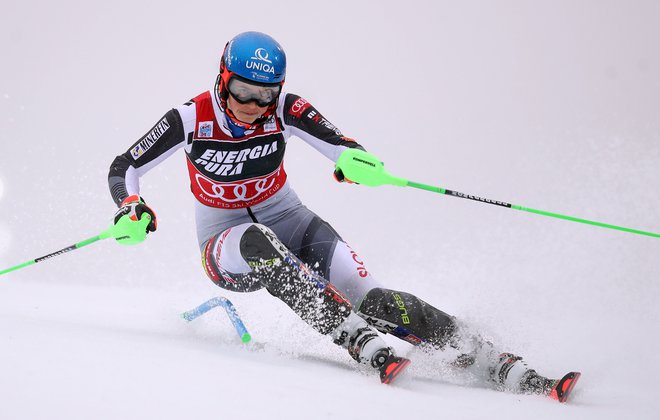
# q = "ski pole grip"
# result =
<box><xmin>335</xmin><ymin>149</ymin><xmax>407</xmax><ymax>187</ymax></box>
<box><xmin>100</xmin><ymin>214</ymin><xmax>152</xmax><ymax>245</ymax></box>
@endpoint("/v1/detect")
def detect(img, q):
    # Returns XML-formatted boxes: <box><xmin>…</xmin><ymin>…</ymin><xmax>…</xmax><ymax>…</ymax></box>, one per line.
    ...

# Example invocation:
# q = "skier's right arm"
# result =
<box><xmin>108</xmin><ymin>108</ymin><xmax>187</xmax><ymax>207</ymax></box>
<box><xmin>108</xmin><ymin>106</ymin><xmax>193</xmax><ymax>237</ymax></box>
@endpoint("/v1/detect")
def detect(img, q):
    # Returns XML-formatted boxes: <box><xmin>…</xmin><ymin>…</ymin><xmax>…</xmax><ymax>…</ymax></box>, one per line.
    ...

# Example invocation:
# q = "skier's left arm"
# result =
<box><xmin>280</xmin><ymin>94</ymin><xmax>366</xmax><ymax>182</ymax></box>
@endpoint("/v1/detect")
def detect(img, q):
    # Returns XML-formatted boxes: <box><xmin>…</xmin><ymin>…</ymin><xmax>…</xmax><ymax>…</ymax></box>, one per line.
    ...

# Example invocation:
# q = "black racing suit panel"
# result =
<box><xmin>282</xmin><ymin>94</ymin><xmax>365</xmax><ymax>154</ymax></box>
<box><xmin>108</xmin><ymin>109</ymin><xmax>186</xmax><ymax>206</ymax></box>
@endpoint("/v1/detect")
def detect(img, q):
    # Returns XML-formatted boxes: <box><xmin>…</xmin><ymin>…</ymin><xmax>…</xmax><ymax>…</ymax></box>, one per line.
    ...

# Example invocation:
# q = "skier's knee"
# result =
<box><xmin>238</xmin><ymin>223</ymin><xmax>289</xmax><ymax>266</ymax></box>
<box><xmin>356</xmin><ymin>287</ymin><xmax>456</xmax><ymax>348</ymax></box>
<box><xmin>238</xmin><ymin>224</ymin><xmax>353</xmax><ymax>335</ymax></box>
<box><xmin>201</xmin><ymin>223</ymin><xmax>284</xmax><ymax>292</ymax></box>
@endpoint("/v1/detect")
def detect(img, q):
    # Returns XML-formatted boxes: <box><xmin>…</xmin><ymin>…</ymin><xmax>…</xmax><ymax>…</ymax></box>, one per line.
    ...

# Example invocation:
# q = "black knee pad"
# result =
<box><xmin>240</xmin><ymin>224</ymin><xmax>351</xmax><ymax>334</ymax></box>
<box><xmin>239</xmin><ymin>224</ymin><xmax>288</xmax><ymax>264</ymax></box>
<box><xmin>357</xmin><ymin>288</ymin><xmax>456</xmax><ymax>348</ymax></box>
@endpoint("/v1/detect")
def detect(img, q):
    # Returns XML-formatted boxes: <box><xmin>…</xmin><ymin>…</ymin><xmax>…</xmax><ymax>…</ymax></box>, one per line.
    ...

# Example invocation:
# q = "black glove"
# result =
<box><xmin>114</xmin><ymin>195</ymin><xmax>157</xmax><ymax>233</ymax></box>
<box><xmin>333</xmin><ymin>168</ymin><xmax>356</xmax><ymax>184</ymax></box>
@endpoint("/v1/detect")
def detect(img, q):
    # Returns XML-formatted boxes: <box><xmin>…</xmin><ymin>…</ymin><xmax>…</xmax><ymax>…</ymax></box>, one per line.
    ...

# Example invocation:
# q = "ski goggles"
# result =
<box><xmin>227</xmin><ymin>77</ymin><xmax>281</xmax><ymax>107</ymax></box>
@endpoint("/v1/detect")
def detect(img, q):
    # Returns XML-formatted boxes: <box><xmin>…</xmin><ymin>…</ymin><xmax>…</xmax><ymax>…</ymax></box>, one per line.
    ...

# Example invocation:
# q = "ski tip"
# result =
<box><xmin>550</xmin><ymin>371</ymin><xmax>581</xmax><ymax>403</ymax></box>
<box><xmin>380</xmin><ymin>356</ymin><xmax>412</xmax><ymax>385</ymax></box>
<box><xmin>240</xmin><ymin>333</ymin><xmax>252</xmax><ymax>343</ymax></box>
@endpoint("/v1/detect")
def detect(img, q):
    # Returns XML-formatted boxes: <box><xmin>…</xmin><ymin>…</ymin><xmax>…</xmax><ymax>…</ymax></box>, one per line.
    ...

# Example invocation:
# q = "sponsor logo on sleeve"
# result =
<box><xmin>306</xmin><ymin>110</ymin><xmax>342</xmax><ymax>136</ymax></box>
<box><xmin>131</xmin><ymin>117</ymin><xmax>170</xmax><ymax>160</ymax></box>
<box><xmin>198</xmin><ymin>121</ymin><xmax>214</xmax><ymax>138</ymax></box>
<box><xmin>289</xmin><ymin>97</ymin><xmax>311</xmax><ymax>118</ymax></box>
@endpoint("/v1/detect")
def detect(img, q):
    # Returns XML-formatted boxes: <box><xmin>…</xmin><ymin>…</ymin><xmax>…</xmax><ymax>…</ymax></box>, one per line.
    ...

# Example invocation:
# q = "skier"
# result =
<box><xmin>108</xmin><ymin>31</ymin><xmax>580</xmax><ymax>400</ymax></box>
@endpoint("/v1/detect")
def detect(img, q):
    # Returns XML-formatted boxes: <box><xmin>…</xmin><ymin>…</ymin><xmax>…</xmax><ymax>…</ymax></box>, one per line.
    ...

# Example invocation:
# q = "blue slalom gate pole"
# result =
<box><xmin>182</xmin><ymin>296</ymin><xmax>251</xmax><ymax>343</ymax></box>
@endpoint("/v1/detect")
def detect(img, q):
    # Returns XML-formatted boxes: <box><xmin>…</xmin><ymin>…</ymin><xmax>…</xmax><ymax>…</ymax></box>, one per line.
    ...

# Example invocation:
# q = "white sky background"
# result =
<box><xmin>1</xmin><ymin>1</ymin><xmax>659</xmax><ymax>418</ymax></box>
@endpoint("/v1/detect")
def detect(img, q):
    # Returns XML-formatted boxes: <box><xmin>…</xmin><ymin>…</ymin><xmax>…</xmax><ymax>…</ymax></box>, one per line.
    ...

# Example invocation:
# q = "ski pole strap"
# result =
<box><xmin>0</xmin><ymin>235</ymin><xmax>103</xmax><ymax>276</ymax></box>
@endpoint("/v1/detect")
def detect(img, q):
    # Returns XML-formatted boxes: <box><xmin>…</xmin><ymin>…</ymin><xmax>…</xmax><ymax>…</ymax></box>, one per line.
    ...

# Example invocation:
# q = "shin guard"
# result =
<box><xmin>240</xmin><ymin>224</ymin><xmax>352</xmax><ymax>335</ymax></box>
<box><xmin>357</xmin><ymin>287</ymin><xmax>456</xmax><ymax>348</ymax></box>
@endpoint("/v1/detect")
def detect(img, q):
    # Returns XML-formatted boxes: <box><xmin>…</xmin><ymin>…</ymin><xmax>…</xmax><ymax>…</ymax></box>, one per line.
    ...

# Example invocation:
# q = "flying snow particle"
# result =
<box><xmin>0</xmin><ymin>177</ymin><xmax>4</xmax><ymax>201</ymax></box>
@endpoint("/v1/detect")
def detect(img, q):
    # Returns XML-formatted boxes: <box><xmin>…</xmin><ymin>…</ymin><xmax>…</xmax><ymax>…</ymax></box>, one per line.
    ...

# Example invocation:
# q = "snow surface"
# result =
<box><xmin>2</xmin><ymin>1</ymin><xmax>660</xmax><ymax>419</ymax></box>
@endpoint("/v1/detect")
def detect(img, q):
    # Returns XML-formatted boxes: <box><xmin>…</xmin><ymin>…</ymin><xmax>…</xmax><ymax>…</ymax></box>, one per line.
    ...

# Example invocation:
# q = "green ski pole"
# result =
<box><xmin>336</xmin><ymin>149</ymin><xmax>660</xmax><ymax>239</ymax></box>
<box><xmin>0</xmin><ymin>214</ymin><xmax>152</xmax><ymax>276</ymax></box>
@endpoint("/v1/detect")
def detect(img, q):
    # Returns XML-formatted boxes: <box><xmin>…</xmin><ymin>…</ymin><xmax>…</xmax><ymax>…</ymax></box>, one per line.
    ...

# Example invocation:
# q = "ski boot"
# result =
<box><xmin>493</xmin><ymin>353</ymin><xmax>581</xmax><ymax>403</ymax></box>
<box><xmin>520</xmin><ymin>369</ymin><xmax>581</xmax><ymax>403</ymax></box>
<box><xmin>363</xmin><ymin>345</ymin><xmax>412</xmax><ymax>384</ymax></box>
<box><xmin>332</xmin><ymin>313</ymin><xmax>411</xmax><ymax>384</ymax></box>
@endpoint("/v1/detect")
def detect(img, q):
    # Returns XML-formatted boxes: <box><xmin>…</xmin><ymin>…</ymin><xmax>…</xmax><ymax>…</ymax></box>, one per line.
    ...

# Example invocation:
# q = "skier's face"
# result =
<box><xmin>227</xmin><ymin>94</ymin><xmax>268</xmax><ymax>123</ymax></box>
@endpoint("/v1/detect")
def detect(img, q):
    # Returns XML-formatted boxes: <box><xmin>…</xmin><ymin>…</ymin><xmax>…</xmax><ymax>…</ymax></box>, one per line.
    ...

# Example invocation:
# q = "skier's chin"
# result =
<box><xmin>236</xmin><ymin>112</ymin><xmax>262</xmax><ymax>123</ymax></box>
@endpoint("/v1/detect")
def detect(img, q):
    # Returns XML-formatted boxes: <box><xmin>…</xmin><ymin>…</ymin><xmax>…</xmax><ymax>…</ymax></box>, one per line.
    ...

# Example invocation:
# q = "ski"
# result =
<box><xmin>549</xmin><ymin>371</ymin><xmax>581</xmax><ymax>403</ymax></box>
<box><xmin>379</xmin><ymin>356</ymin><xmax>411</xmax><ymax>384</ymax></box>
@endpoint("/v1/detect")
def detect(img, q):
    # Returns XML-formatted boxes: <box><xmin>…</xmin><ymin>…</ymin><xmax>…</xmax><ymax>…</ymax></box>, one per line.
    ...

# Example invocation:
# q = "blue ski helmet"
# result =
<box><xmin>217</xmin><ymin>32</ymin><xmax>287</xmax><ymax>128</ymax></box>
<box><xmin>221</xmin><ymin>31</ymin><xmax>286</xmax><ymax>84</ymax></box>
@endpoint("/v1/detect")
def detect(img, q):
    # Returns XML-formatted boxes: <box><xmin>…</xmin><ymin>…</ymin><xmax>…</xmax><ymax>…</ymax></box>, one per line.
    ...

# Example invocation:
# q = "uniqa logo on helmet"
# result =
<box><xmin>252</xmin><ymin>48</ymin><xmax>272</xmax><ymax>63</ymax></box>
<box><xmin>246</xmin><ymin>47</ymin><xmax>276</xmax><ymax>76</ymax></box>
